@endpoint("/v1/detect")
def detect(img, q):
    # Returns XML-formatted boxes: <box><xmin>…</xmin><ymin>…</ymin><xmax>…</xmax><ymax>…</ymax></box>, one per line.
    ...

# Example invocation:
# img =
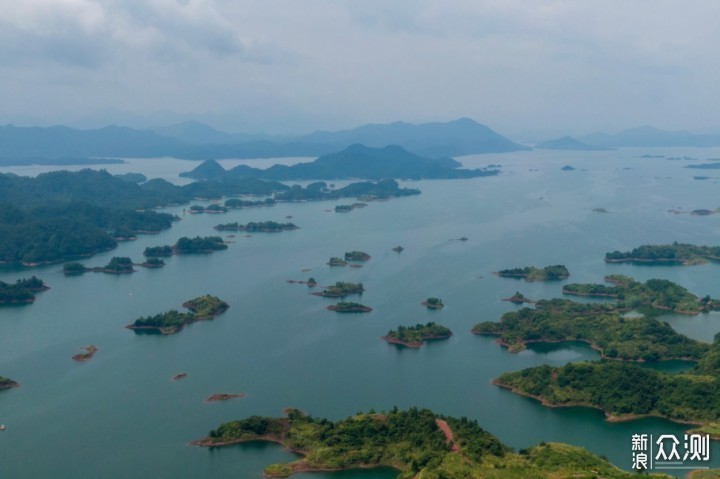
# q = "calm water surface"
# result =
<box><xmin>2</xmin><ymin>148</ymin><xmax>720</xmax><ymax>477</ymax></box>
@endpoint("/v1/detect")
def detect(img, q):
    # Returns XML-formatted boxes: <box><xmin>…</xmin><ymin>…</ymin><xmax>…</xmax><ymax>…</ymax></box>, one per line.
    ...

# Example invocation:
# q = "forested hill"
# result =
<box><xmin>181</xmin><ymin>144</ymin><xmax>500</xmax><ymax>181</ymax></box>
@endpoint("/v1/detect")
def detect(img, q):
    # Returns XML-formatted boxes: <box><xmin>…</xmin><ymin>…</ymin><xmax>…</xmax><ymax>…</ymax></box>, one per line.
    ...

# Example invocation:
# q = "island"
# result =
<box><xmin>62</xmin><ymin>256</ymin><xmax>136</xmax><ymax>275</ymax></box>
<box><xmin>205</xmin><ymin>393</ymin><xmax>246</xmax><ymax>402</ymax></box>
<box><xmin>562</xmin><ymin>275</ymin><xmax>719</xmax><ymax>314</ymax></box>
<box><xmin>421</xmin><ymin>297</ymin><xmax>445</xmax><ymax>309</ymax></box>
<box><xmin>327</xmin><ymin>257</ymin><xmax>348</xmax><ymax>267</ymax></box>
<box><xmin>326</xmin><ymin>302</ymin><xmax>372</xmax><ymax>313</ymax></box>
<box><xmin>502</xmin><ymin>292</ymin><xmax>534</xmax><ymax>304</ymax></box>
<box><xmin>392</xmin><ymin>245</ymin><xmax>404</xmax><ymax>252</ymax></box>
<box><xmin>344</xmin><ymin>251</ymin><xmax>371</xmax><ymax>261</ymax></box>
<box><xmin>472</xmin><ymin>298</ymin><xmax>708</xmax><ymax>360</ymax></box>
<box><xmin>592</xmin><ymin>208</ymin><xmax>609</xmax><ymax>213</ymax></box>
<box><xmin>192</xmin><ymin>407</ymin><xmax>668</xmax><ymax>478</ymax></box>
<box><xmin>605</xmin><ymin>242</ymin><xmax>720</xmax><ymax>265</ymax></box>
<box><xmin>127</xmin><ymin>295</ymin><xmax>229</xmax><ymax>334</ymax></box>
<box><xmin>496</xmin><ymin>265</ymin><xmax>569</xmax><ymax>281</ymax></box>
<box><xmin>334</xmin><ymin>204</ymin><xmax>353</xmax><ymax>212</ymax></box>
<box><xmin>173</xmin><ymin>373</ymin><xmax>188</xmax><ymax>381</ymax></box>
<box><xmin>274</xmin><ymin>178</ymin><xmax>421</xmax><ymax>202</ymax></box>
<box><xmin>0</xmin><ymin>276</ymin><xmax>49</xmax><ymax>305</ymax></box>
<box><xmin>72</xmin><ymin>345</ymin><xmax>98</xmax><ymax>362</ymax></box>
<box><xmin>312</xmin><ymin>282</ymin><xmax>364</xmax><ymax>298</ymax></box>
<box><xmin>383</xmin><ymin>322</ymin><xmax>452</xmax><ymax>348</ymax></box>
<box><xmin>144</xmin><ymin>236</ymin><xmax>228</xmax><ymax>257</ymax></box>
<box><xmin>140</xmin><ymin>258</ymin><xmax>165</xmax><ymax>268</ymax></box>
<box><xmin>224</xmin><ymin>198</ymin><xmax>276</xmax><ymax>209</ymax></box>
<box><xmin>0</xmin><ymin>376</ymin><xmax>19</xmax><ymax>391</ymax></box>
<box><xmin>214</xmin><ymin>221</ymin><xmax>298</xmax><ymax>232</ymax></box>
<box><xmin>560</xmin><ymin>165</ymin><xmax>575</xmax><ymax>171</ymax></box>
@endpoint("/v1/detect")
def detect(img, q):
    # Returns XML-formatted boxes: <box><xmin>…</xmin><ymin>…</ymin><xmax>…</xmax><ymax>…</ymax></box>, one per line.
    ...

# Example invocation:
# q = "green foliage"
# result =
<box><xmin>182</xmin><ymin>295</ymin><xmax>228</xmax><ymax>317</ymax></box>
<box><xmin>497</xmin><ymin>265</ymin><xmax>569</xmax><ymax>281</ymax></box>
<box><xmin>344</xmin><ymin>251</ymin><xmax>371</xmax><ymax>261</ymax></box>
<box><xmin>386</xmin><ymin>322</ymin><xmax>452</xmax><ymax>343</ymax></box>
<box><xmin>605</xmin><ymin>242</ymin><xmax>720</xmax><ymax>264</ymax></box>
<box><xmin>0</xmin><ymin>376</ymin><xmax>18</xmax><ymax>389</ymax></box>
<box><xmin>103</xmin><ymin>256</ymin><xmax>133</xmax><ymax>272</ymax></box>
<box><xmin>330</xmin><ymin>302</ymin><xmax>371</xmax><ymax>312</ymax></box>
<box><xmin>143</xmin><ymin>245</ymin><xmax>173</xmax><ymax>257</ymax></box>
<box><xmin>215</xmin><ymin>221</ymin><xmax>297</xmax><ymax>232</ymax></box>
<box><xmin>0</xmin><ymin>276</ymin><xmax>47</xmax><ymax>304</ymax></box>
<box><xmin>205</xmin><ymin>204</ymin><xmax>227</xmax><ymax>213</ymax></box>
<box><xmin>327</xmin><ymin>257</ymin><xmax>348</xmax><ymax>266</ymax></box>
<box><xmin>472</xmin><ymin>298</ymin><xmax>708</xmax><ymax>361</ymax></box>
<box><xmin>130</xmin><ymin>295</ymin><xmax>228</xmax><ymax>333</ymax></box>
<box><xmin>63</xmin><ymin>262</ymin><xmax>87</xmax><ymax>274</ymax></box>
<box><xmin>133</xmin><ymin>310</ymin><xmax>194</xmax><ymax>329</ymax></box>
<box><xmin>275</xmin><ymin>179</ymin><xmax>420</xmax><ymax>201</ymax></box>
<box><xmin>316</xmin><ymin>282</ymin><xmax>364</xmax><ymax>297</ymax></box>
<box><xmin>174</xmin><ymin>236</ymin><xmax>227</xmax><ymax>253</ymax></box>
<box><xmin>224</xmin><ymin>198</ymin><xmax>276</xmax><ymax>208</ymax></box>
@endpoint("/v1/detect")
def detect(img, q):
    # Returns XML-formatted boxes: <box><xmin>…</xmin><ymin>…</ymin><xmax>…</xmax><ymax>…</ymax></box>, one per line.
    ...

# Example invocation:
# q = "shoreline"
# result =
<box><xmin>382</xmin><ymin>334</ymin><xmax>452</xmax><ymax>348</ymax></box>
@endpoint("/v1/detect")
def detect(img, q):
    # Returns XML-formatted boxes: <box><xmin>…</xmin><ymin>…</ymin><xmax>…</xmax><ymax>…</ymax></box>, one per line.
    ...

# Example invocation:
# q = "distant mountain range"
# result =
<box><xmin>0</xmin><ymin>118</ymin><xmax>528</xmax><ymax>161</ymax></box>
<box><xmin>181</xmin><ymin>144</ymin><xmax>500</xmax><ymax>181</ymax></box>
<box><xmin>535</xmin><ymin>136</ymin><xmax>612</xmax><ymax>151</ymax></box>
<box><xmin>578</xmin><ymin>126</ymin><xmax>720</xmax><ymax>148</ymax></box>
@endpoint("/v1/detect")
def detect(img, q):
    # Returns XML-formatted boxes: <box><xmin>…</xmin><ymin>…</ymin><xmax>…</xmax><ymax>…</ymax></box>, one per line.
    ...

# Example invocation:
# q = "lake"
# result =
<box><xmin>2</xmin><ymin>148</ymin><xmax>720</xmax><ymax>477</ymax></box>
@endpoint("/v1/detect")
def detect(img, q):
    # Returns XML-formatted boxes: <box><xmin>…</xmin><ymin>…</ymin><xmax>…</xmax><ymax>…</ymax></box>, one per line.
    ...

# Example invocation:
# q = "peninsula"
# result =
<box><xmin>192</xmin><ymin>407</ymin><xmax>669</xmax><ymax>478</ymax></box>
<box><xmin>605</xmin><ymin>242</ymin><xmax>720</xmax><ymax>265</ymax></box>
<box><xmin>383</xmin><ymin>322</ymin><xmax>452</xmax><ymax>348</ymax></box>
<box><xmin>496</xmin><ymin>265</ymin><xmax>569</xmax><ymax>281</ymax></box>
<box><xmin>127</xmin><ymin>295</ymin><xmax>229</xmax><ymax>334</ymax></box>
<box><xmin>472</xmin><ymin>298</ymin><xmax>708</xmax><ymax>361</ymax></box>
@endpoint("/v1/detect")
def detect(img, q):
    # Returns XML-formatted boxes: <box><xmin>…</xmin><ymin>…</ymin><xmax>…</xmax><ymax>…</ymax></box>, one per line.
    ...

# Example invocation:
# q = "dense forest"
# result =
<box><xmin>384</xmin><ymin>322</ymin><xmax>452</xmax><ymax>346</ymax></box>
<box><xmin>496</xmin><ymin>265</ymin><xmax>570</xmax><ymax>281</ymax></box>
<box><xmin>195</xmin><ymin>407</ymin><xmax>666</xmax><ymax>479</ymax></box>
<box><xmin>472</xmin><ymin>298</ymin><xmax>708</xmax><ymax>361</ymax></box>
<box><xmin>0</xmin><ymin>276</ymin><xmax>48</xmax><ymax>304</ymax></box>
<box><xmin>605</xmin><ymin>242</ymin><xmax>720</xmax><ymax>265</ymax></box>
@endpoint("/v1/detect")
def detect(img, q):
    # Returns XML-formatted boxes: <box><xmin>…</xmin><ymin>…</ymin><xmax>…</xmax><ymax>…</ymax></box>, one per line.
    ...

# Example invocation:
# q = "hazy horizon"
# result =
<box><xmin>2</xmin><ymin>1</ymin><xmax>720</xmax><ymax>141</ymax></box>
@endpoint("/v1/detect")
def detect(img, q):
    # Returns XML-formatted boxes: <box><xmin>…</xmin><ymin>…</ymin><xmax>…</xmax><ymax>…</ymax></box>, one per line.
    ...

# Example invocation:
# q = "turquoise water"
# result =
<box><xmin>2</xmin><ymin>148</ymin><xmax>720</xmax><ymax>477</ymax></box>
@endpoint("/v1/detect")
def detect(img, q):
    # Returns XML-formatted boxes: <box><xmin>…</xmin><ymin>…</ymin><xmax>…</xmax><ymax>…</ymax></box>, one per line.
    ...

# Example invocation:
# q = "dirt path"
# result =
<box><xmin>435</xmin><ymin>419</ymin><xmax>460</xmax><ymax>452</ymax></box>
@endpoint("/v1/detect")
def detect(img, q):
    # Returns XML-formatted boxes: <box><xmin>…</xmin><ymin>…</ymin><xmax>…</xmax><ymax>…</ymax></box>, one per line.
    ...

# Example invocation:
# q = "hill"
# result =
<box><xmin>535</xmin><ymin>135</ymin><xmax>612</xmax><ymax>151</ymax></box>
<box><xmin>181</xmin><ymin>144</ymin><xmax>500</xmax><ymax>181</ymax></box>
<box><xmin>579</xmin><ymin>126</ymin><xmax>720</xmax><ymax>147</ymax></box>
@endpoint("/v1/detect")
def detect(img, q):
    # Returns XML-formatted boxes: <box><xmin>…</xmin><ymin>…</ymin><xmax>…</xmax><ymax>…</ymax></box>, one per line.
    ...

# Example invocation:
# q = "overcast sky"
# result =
<box><xmin>1</xmin><ymin>0</ymin><xmax>719</xmax><ymax>139</ymax></box>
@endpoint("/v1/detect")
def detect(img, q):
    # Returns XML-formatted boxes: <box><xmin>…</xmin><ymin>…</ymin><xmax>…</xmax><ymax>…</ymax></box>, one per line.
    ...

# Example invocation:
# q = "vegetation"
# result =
<box><xmin>472</xmin><ymin>298</ymin><xmax>708</xmax><ymax>360</ymax></box>
<box><xmin>327</xmin><ymin>302</ymin><xmax>372</xmax><ymax>312</ymax></box>
<box><xmin>0</xmin><ymin>276</ymin><xmax>48</xmax><ymax>305</ymax></box>
<box><xmin>344</xmin><ymin>251</ymin><xmax>371</xmax><ymax>261</ymax></box>
<box><xmin>335</xmin><ymin>204</ymin><xmax>353</xmax><ymax>212</ymax></box>
<box><xmin>313</xmin><ymin>282</ymin><xmax>364</xmax><ymax>298</ymax></box>
<box><xmin>327</xmin><ymin>257</ymin><xmax>348</xmax><ymax>266</ymax></box>
<box><xmin>63</xmin><ymin>262</ymin><xmax>87</xmax><ymax>275</ymax></box>
<box><xmin>0</xmin><ymin>376</ymin><xmax>19</xmax><ymax>390</ymax></box>
<box><xmin>605</xmin><ymin>242</ymin><xmax>720</xmax><ymax>265</ymax></box>
<box><xmin>423</xmin><ymin>297</ymin><xmax>445</xmax><ymax>309</ymax></box>
<box><xmin>142</xmin><ymin>257</ymin><xmax>165</xmax><ymax>268</ymax></box>
<box><xmin>194</xmin><ymin>407</ymin><xmax>668</xmax><ymax>479</ymax></box>
<box><xmin>503</xmin><ymin>292</ymin><xmax>534</xmax><ymax>304</ymax></box>
<box><xmin>384</xmin><ymin>322</ymin><xmax>452</xmax><ymax>347</ymax></box>
<box><xmin>224</xmin><ymin>198</ymin><xmax>276</xmax><ymax>208</ymax></box>
<box><xmin>563</xmin><ymin>275</ymin><xmax>719</xmax><ymax>314</ymax></box>
<box><xmin>205</xmin><ymin>204</ymin><xmax>227</xmax><ymax>213</ymax></box>
<box><xmin>496</xmin><ymin>265</ymin><xmax>570</xmax><ymax>281</ymax></box>
<box><xmin>101</xmin><ymin>256</ymin><xmax>134</xmax><ymax>273</ymax></box>
<box><xmin>275</xmin><ymin>179</ymin><xmax>420</xmax><ymax>202</ymax></box>
<box><xmin>174</xmin><ymin>236</ymin><xmax>227</xmax><ymax>254</ymax></box>
<box><xmin>143</xmin><ymin>245</ymin><xmax>173</xmax><ymax>257</ymax></box>
<box><xmin>214</xmin><ymin>221</ymin><xmax>298</xmax><ymax>232</ymax></box>
<box><xmin>128</xmin><ymin>295</ymin><xmax>228</xmax><ymax>334</ymax></box>
<box><xmin>189</xmin><ymin>205</ymin><xmax>205</xmax><ymax>213</ymax></box>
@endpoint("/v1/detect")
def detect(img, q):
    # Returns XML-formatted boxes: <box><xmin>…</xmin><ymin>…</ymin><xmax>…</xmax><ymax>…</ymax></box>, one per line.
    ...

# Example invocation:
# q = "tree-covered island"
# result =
<box><xmin>502</xmin><ymin>292</ymin><xmax>534</xmax><ymax>304</ymax></box>
<box><xmin>0</xmin><ymin>376</ymin><xmax>19</xmax><ymax>391</ymax></box>
<box><xmin>192</xmin><ymin>407</ymin><xmax>671</xmax><ymax>478</ymax></box>
<box><xmin>472</xmin><ymin>298</ymin><xmax>708</xmax><ymax>360</ymax></box>
<box><xmin>605</xmin><ymin>242</ymin><xmax>720</xmax><ymax>265</ymax></box>
<box><xmin>327</xmin><ymin>257</ymin><xmax>348</xmax><ymax>266</ymax></box>
<box><xmin>143</xmin><ymin>236</ymin><xmax>228</xmax><ymax>257</ymax></box>
<box><xmin>562</xmin><ymin>275</ymin><xmax>720</xmax><ymax>314</ymax></box>
<box><xmin>344</xmin><ymin>251</ymin><xmax>371</xmax><ymax>261</ymax></box>
<box><xmin>312</xmin><ymin>282</ymin><xmax>365</xmax><ymax>298</ymax></box>
<box><xmin>62</xmin><ymin>256</ymin><xmax>135</xmax><ymax>275</ymax></box>
<box><xmin>224</xmin><ymin>198</ymin><xmax>276</xmax><ymax>209</ymax></box>
<box><xmin>326</xmin><ymin>302</ymin><xmax>372</xmax><ymax>313</ymax></box>
<box><xmin>127</xmin><ymin>295</ymin><xmax>229</xmax><ymax>334</ymax></box>
<box><xmin>214</xmin><ymin>221</ymin><xmax>298</xmax><ymax>232</ymax></box>
<box><xmin>383</xmin><ymin>322</ymin><xmax>452</xmax><ymax>348</ymax></box>
<box><xmin>0</xmin><ymin>276</ymin><xmax>49</xmax><ymax>305</ymax></box>
<box><xmin>422</xmin><ymin>297</ymin><xmax>445</xmax><ymax>309</ymax></box>
<box><xmin>496</xmin><ymin>265</ymin><xmax>570</xmax><ymax>281</ymax></box>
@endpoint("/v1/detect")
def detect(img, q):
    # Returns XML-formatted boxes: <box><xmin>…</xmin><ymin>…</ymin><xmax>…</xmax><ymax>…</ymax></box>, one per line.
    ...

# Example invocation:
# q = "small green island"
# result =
<box><xmin>189</xmin><ymin>204</ymin><xmax>228</xmax><ymax>214</ymax></box>
<box><xmin>213</xmin><ymin>221</ymin><xmax>298</xmax><ymax>232</ymax></box>
<box><xmin>0</xmin><ymin>276</ymin><xmax>49</xmax><ymax>305</ymax></box>
<box><xmin>502</xmin><ymin>292</ymin><xmax>534</xmax><ymax>304</ymax></box>
<box><xmin>327</xmin><ymin>257</ymin><xmax>348</xmax><ymax>266</ymax></box>
<box><xmin>383</xmin><ymin>322</ymin><xmax>452</xmax><ymax>348</ymax></box>
<box><xmin>224</xmin><ymin>198</ymin><xmax>276</xmax><ymax>209</ymax></box>
<box><xmin>0</xmin><ymin>376</ymin><xmax>19</xmax><ymax>390</ymax></box>
<box><xmin>421</xmin><ymin>297</ymin><xmax>444</xmax><ymax>309</ymax></box>
<box><xmin>312</xmin><ymin>282</ymin><xmax>364</xmax><ymax>298</ymax></box>
<box><xmin>63</xmin><ymin>256</ymin><xmax>136</xmax><ymax>275</ymax></box>
<box><xmin>472</xmin><ymin>298</ymin><xmax>708</xmax><ymax>360</ymax></box>
<box><xmin>334</xmin><ymin>204</ymin><xmax>353</xmax><ymax>212</ymax></box>
<box><xmin>344</xmin><ymin>251</ymin><xmax>371</xmax><ymax>261</ymax></box>
<box><xmin>605</xmin><ymin>242</ymin><xmax>720</xmax><ymax>265</ymax></box>
<box><xmin>326</xmin><ymin>301</ymin><xmax>372</xmax><ymax>313</ymax></box>
<box><xmin>127</xmin><ymin>295</ymin><xmax>229</xmax><ymax>334</ymax></box>
<box><xmin>496</xmin><ymin>265</ymin><xmax>569</xmax><ymax>281</ymax></box>
<box><xmin>192</xmin><ymin>407</ymin><xmax>671</xmax><ymax>478</ymax></box>
<box><xmin>562</xmin><ymin>275</ymin><xmax>720</xmax><ymax>314</ymax></box>
<box><xmin>144</xmin><ymin>236</ymin><xmax>228</xmax><ymax>257</ymax></box>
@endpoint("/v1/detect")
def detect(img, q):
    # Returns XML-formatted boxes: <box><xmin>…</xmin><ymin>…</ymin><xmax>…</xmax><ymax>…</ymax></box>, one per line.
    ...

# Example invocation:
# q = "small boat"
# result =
<box><xmin>0</xmin><ymin>424</ymin><xmax>6</xmax><ymax>431</ymax></box>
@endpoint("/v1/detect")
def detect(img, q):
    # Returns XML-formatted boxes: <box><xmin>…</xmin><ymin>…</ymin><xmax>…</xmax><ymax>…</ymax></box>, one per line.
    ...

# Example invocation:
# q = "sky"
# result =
<box><xmin>1</xmin><ymin>0</ymin><xmax>720</xmax><ymax>140</ymax></box>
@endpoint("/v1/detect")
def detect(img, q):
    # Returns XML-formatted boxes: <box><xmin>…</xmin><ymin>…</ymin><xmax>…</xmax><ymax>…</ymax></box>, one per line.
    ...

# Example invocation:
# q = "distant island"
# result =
<box><xmin>312</xmin><ymin>282</ymin><xmax>364</xmax><ymax>298</ymax></box>
<box><xmin>192</xmin><ymin>407</ymin><xmax>660</xmax><ymax>478</ymax></box>
<box><xmin>535</xmin><ymin>136</ymin><xmax>612</xmax><ymax>151</ymax></box>
<box><xmin>72</xmin><ymin>345</ymin><xmax>98</xmax><ymax>362</ymax></box>
<box><xmin>605</xmin><ymin>242</ymin><xmax>720</xmax><ymax>265</ymax></box>
<box><xmin>562</xmin><ymin>274</ymin><xmax>719</xmax><ymax>314</ymax></box>
<box><xmin>127</xmin><ymin>295</ymin><xmax>229</xmax><ymax>334</ymax></box>
<box><xmin>560</xmin><ymin>165</ymin><xmax>575</xmax><ymax>171</ymax></box>
<box><xmin>421</xmin><ymin>297</ymin><xmax>444</xmax><ymax>309</ymax></box>
<box><xmin>344</xmin><ymin>251</ymin><xmax>371</xmax><ymax>261</ymax></box>
<box><xmin>502</xmin><ymin>292</ymin><xmax>534</xmax><ymax>304</ymax></box>
<box><xmin>143</xmin><ymin>236</ymin><xmax>228</xmax><ymax>257</ymax></box>
<box><xmin>327</xmin><ymin>302</ymin><xmax>372</xmax><ymax>313</ymax></box>
<box><xmin>0</xmin><ymin>376</ymin><xmax>19</xmax><ymax>390</ymax></box>
<box><xmin>224</xmin><ymin>198</ymin><xmax>276</xmax><ymax>209</ymax></box>
<box><xmin>189</xmin><ymin>204</ymin><xmax>228</xmax><ymax>214</ymax></box>
<box><xmin>383</xmin><ymin>322</ymin><xmax>452</xmax><ymax>348</ymax></box>
<box><xmin>327</xmin><ymin>257</ymin><xmax>348</xmax><ymax>267</ymax></box>
<box><xmin>496</xmin><ymin>265</ymin><xmax>569</xmax><ymax>281</ymax></box>
<box><xmin>685</xmin><ymin>162</ymin><xmax>720</xmax><ymax>169</ymax></box>
<box><xmin>0</xmin><ymin>276</ymin><xmax>49</xmax><ymax>305</ymax></box>
<box><xmin>214</xmin><ymin>221</ymin><xmax>298</xmax><ymax>232</ymax></box>
<box><xmin>62</xmin><ymin>256</ymin><xmax>162</xmax><ymax>275</ymax></box>
<box><xmin>274</xmin><ymin>179</ymin><xmax>420</xmax><ymax>202</ymax></box>
<box><xmin>205</xmin><ymin>393</ymin><xmax>246</xmax><ymax>402</ymax></box>
<box><xmin>181</xmin><ymin>144</ymin><xmax>501</xmax><ymax>181</ymax></box>
<box><xmin>472</xmin><ymin>298</ymin><xmax>707</xmax><ymax>360</ymax></box>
